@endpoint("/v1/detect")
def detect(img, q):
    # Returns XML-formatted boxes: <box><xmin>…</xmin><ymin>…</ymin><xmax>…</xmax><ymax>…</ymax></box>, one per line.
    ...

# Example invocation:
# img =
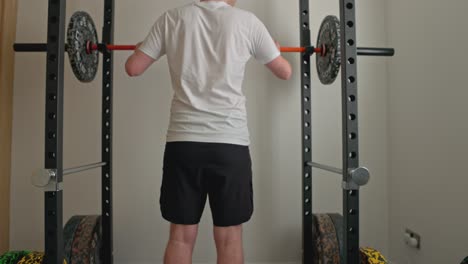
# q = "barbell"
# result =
<box><xmin>14</xmin><ymin>11</ymin><xmax>394</xmax><ymax>84</ymax></box>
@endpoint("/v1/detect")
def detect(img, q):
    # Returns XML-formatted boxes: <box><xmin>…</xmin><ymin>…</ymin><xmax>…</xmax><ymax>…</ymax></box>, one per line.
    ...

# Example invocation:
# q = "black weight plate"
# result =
<box><xmin>90</xmin><ymin>216</ymin><xmax>102</xmax><ymax>264</ymax></box>
<box><xmin>316</xmin><ymin>214</ymin><xmax>340</xmax><ymax>264</ymax></box>
<box><xmin>64</xmin><ymin>215</ymin><xmax>86</xmax><ymax>264</ymax></box>
<box><xmin>316</xmin><ymin>15</ymin><xmax>341</xmax><ymax>85</ymax></box>
<box><xmin>461</xmin><ymin>256</ymin><xmax>468</xmax><ymax>264</ymax></box>
<box><xmin>67</xmin><ymin>11</ymin><xmax>99</xmax><ymax>83</ymax></box>
<box><xmin>71</xmin><ymin>215</ymin><xmax>100</xmax><ymax>264</ymax></box>
<box><xmin>312</xmin><ymin>215</ymin><xmax>319</xmax><ymax>264</ymax></box>
<box><xmin>328</xmin><ymin>214</ymin><xmax>344</xmax><ymax>264</ymax></box>
<box><xmin>0</xmin><ymin>251</ymin><xmax>30</xmax><ymax>264</ymax></box>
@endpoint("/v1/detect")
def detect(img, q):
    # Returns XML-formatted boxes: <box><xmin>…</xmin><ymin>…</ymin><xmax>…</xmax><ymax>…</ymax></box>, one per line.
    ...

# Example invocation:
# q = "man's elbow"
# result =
<box><xmin>279</xmin><ymin>66</ymin><xmax>292</xmax><ymax>80</ymax></box>
<box><xmin>283</xmin><ymin>67</ymin><xmax>292</xmax><ymax>80</ymax></box>
<box><xmin>125</xmin><ymin>62</ymin><xmax>142</xmax><ymax>77</ymax></box>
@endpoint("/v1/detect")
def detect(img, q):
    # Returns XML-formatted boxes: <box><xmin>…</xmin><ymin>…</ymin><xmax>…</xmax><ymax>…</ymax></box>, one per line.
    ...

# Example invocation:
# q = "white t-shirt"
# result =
<box><xmin>139</xmin><ymin>1</ymin><xmax>280</xmax><ymax>146</ymax></box>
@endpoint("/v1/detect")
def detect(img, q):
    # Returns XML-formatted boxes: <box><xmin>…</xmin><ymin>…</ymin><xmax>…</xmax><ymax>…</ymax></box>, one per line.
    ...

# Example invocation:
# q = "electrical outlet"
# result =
<box><xmin>404</xmin><ymin>228</ymin><xmax>421</xmax><ymax>249</ymax></box>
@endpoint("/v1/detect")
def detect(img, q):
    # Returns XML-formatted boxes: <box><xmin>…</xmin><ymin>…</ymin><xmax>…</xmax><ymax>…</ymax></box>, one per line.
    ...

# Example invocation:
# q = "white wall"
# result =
<box><xmin>386</xmin><ymin>1</ymin><xmax>468</xmax><ymax>264</ymax></box>
<box><xmin>10</xmin><ymin>0</ymin><xmax>389</xmax><ymax>263</ymax></box>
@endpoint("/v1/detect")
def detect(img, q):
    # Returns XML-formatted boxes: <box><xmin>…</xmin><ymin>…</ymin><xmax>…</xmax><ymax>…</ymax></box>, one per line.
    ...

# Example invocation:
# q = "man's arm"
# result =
<box><xmin>266</xmin><ymin>56</ymin><xmax>292</xmax><ymax>80</ymax></box>
<box><xmin>265</xmin><ymin>41</ymin><xmax>292</xmax><ymax>80</ymax></box>
<box><xmin>125</xmin><ymin>46</ymin><xmax>156</xmax><ymax>77</ymax></box>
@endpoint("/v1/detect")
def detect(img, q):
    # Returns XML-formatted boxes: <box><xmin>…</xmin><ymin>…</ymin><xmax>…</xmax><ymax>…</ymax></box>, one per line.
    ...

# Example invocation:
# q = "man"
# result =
<box><xmin>125</xmin><ymin>1</ymin><xmax>292</xmax><ymax>263</ymax></box>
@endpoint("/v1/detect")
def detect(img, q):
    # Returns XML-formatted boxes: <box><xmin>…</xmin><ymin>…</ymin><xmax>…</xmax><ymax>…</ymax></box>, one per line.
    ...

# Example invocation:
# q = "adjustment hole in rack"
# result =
<box><xmin>303</xmin><ymin>22</ymin><xmax>309</xmax><ymax>28</ymax></box>
<box><xmin>305</xmin><ymin>109</ymin><xmax>310</xmax><ymax>115</ymax></box>
<box><xmin>349</xmin><ymin>114</ymin><xmax>356</xmax><ymax>120</ymax></box>
<box><xmin>349</xmin><ymin>95</ymin><xmax>356</xmax><ymax>102</ymax></box>
<box><xmin>347</xmin><ymin>21</ymin><xmax>354</xmax><ymax>28</ymax></box>
<box><xmin>347</xmin><ymin>39</ymin><xmax>355</xmax><ymax>46</ymax></box>
<box><xmin>304</xmin><ymin>84</ymin><xmax>309</xmax><ymax>90</ymax></box>
<box><xmin>346</xmin><ymin>2</ymin><xmax>354</xmax><ymax>9</ymax></box>
<box><xmin>48</xmin><ymin>132</ymin><xmax>56</xmax><ymax>139</ymax></box>
<box><xmin>48</xmin><ymin>93</ymin><xmax>57</xmax><ymax>101</ymax></box>
<box><xmin>349</xmin><ymin>132</ymin><xmax>357</xmax><ymax>139</ymax></box>
<box><xmin>305</xmin><ymin>211</ymin><xmax>310</xmax><ymax>216</ymax></box>
<box><xmin>305</xmin><ymin>173</ymin><xmax>310</xmax><ymax>178</ymax></box>
<box><xmin>349</xmin><ymin>190</ymin><xmax>356</xmax><ymax>196</ymax></box>
<box><xmin>305</xmin><ymin>135</ymin><xmax>310</xmax><ymax>140</ymax></box>
<box><xmin>348</xmin><ymin>76</ymin><xmax>356</xmax><ymax>83</ymax></box>
<box><xmin>302</xmin><ymin>10</ymin><xmax>308</xmax><ymax>15</ymax></box>
<box><xmin>305</xmin><ymin>148</ymin><xmax>310</xmax><ymax>153</ymax></box>
<box><xmin>349</xmin><ymin>152</ymin><xmax>357</xmax><ymax>159</ymax></box>
<box><xmin>348</xmin><ymin>57</ymin><xmax>355</xmax><ymax>64</ymax></box>
<box><xmin>49</xmin><ymin>73</ymin><xmax>57</xmax><ymax>81</ymax></box>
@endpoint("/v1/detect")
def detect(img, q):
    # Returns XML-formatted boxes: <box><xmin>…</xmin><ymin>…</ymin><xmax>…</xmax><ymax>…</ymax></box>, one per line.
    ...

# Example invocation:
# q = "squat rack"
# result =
<box><xmin>42</xmin><ymin>0</ymin><xmax>114</xmax><ymax>263</ymax></box>
<box><xmin>31</xmin><ymin>0</ymin><xmax>364</xmax><ymax>263</ymax></box>
<box><xmin>300</xmin><ymin>0</ymin><xmax>362</xmax><ymax>264</ymax></box>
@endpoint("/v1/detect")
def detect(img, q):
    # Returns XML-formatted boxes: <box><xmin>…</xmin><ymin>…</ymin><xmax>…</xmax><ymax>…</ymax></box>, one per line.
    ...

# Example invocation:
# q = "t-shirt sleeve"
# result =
<box><xmin>139</xmin><ymin>13</ymin><xmax>166</xmax><ymax>60</ymax></box>
<box><xmin>250</xmin><ymin>15</ymin><xmax>281</xmax><ymax>65</ymax></box>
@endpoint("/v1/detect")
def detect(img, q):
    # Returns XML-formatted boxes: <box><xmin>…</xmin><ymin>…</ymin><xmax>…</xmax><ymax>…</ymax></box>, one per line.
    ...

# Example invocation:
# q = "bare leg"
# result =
<box><xmin>164</xmin><ymin>224</ymin><xmax>198</xmax><ymax>264</ymax></box>
<box><xmin>213</xmin><ymin>225</ymin><xmax>244</xmax><ymax>264</ymax></box>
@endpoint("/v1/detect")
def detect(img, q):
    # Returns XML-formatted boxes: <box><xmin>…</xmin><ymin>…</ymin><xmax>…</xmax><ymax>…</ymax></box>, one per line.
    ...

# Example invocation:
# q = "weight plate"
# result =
<box><xmin>70</xmin><ymin>215</ymin><xmax>101</xmax><ymax>264</ymax></box>
<box><xmin>316</xmin><ymin>15</ymin><xmax>341</xmax><ymax>85</ymax></box>
<box><xmin>312</xmin><ymin>215</ymin><xmax>320</xmax><ymax>264</ymax></box>
<box><xmin>67</xmin><ymin>11</ymin><xmax>99</xmax><ymax>83</ymax></box>
<box><xmin>461</xmin><ymin>257</ymin><xmax>468</xmax><ymax>264</ymax></box>
<box><xmin>315</xmin><ymin>214</ymin><xmax>340</xmax><ymax>264</ymax></box>
<box><xmin>16</xmin><ymin>252</ymin><xmax>66</xmax><ymax>264</ymax></box>
<box><xmin>328</xmin><ymin>214</ymin><xmax>344</xmax><ymax>264</ymax></box>
<box><xmin>360</xmin><ymin>248</ymin><xmax>388</xmax><ymax>264</ymax></box>
<box><xmin>90</xmin><ymin>216</ymin><xmax>102</xmax><ymax>264</ymax></box>
<box><xmin>64</xmin><ymin>216</ymin><xmax>86</xmax><ymax>264</ymax></box>
<box><xmin>0</xmin><ymin>251</ymin><xmax>30</xmax><ymax>264</ymax></box>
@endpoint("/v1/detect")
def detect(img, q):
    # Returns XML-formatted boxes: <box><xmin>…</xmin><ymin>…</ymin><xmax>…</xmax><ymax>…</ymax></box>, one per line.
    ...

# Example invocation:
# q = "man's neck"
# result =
<box><xmin>200</xmin><ymin>0</ymin><xmax>232</xmax><ymax>7</ymax></box>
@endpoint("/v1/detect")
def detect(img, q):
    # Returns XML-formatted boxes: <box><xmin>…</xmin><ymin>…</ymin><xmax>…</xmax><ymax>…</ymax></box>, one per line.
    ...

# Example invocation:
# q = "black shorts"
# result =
<box><xmin>160</xmin><ymin>141</ymin><xmax>253</xmax><ymax>227</ymax></box>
